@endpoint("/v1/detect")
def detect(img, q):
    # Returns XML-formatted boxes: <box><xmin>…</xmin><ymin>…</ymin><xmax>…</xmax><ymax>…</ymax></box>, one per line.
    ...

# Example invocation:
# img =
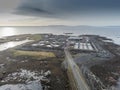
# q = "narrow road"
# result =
<box><xmin>64</xmin><ymin>48</ymin><xmax>90</xmax><ymax>90</ymax></box>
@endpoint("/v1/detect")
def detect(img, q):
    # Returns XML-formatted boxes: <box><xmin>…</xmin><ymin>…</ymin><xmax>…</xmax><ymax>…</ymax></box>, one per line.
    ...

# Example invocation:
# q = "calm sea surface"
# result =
<box><xmin>0</xmin><ymin>26</ymin><xmax>120</xmax><ymax>44</ymax></box>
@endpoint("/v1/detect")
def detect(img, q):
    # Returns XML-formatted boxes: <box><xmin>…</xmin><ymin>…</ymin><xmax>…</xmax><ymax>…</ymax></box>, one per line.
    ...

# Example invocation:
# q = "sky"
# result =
<box><xmin>0</xmin><ymin>0</ymin><xmax>120</xmax><ymax>26</ymax></box>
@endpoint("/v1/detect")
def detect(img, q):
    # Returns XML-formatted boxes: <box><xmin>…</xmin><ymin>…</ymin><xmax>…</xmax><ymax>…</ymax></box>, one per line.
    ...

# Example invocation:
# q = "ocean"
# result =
<box><xmin>0</xmin><ymin>26</ymin><xmax>120</xmax><ymax>45</ymax></box>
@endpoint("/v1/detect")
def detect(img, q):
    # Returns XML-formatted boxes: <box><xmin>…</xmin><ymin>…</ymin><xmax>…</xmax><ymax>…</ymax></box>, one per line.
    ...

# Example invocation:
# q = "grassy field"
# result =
<box><xmin>13</xmin><ymin>50</ymin><xmax>56</xmax><ymax>59</ymax></box>
<box><xmin>30</xmin><ymin>34</ymin><xmax>42</xmax><ymax>41</ymax></box>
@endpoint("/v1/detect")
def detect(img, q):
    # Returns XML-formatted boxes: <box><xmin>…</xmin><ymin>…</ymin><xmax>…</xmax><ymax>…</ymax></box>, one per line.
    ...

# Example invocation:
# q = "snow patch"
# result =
<box><xmin>0</xmin><ymin>81</ymin><xmax>42</xmax><ymax>90</ymax></box>
<box><xmin>1</xmin><ymin>69</ymin><xmax>43</xmax><ymax>83</ymax></box>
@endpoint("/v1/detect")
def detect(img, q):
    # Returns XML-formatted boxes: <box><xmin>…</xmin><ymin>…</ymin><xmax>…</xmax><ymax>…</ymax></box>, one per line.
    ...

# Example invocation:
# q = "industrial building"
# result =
<box><xmin>68</xmin><ymin>36</ymin><xmax>94</xmax><ymax>51</ymax></box>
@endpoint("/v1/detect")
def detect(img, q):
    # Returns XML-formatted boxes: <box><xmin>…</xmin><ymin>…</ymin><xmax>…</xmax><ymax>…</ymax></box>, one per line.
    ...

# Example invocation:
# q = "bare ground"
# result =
<box><xmin>0</xmin><ymin>49</ymin><xmax>70</xmax><ymax>90</ymax></box>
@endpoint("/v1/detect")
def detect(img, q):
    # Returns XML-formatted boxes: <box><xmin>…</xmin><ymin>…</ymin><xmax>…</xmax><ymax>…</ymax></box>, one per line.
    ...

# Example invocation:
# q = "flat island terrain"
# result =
<box><xmin>0</xmin><ymin>34</ymin><xmax>119</xmax><ymax>90</ymax></box>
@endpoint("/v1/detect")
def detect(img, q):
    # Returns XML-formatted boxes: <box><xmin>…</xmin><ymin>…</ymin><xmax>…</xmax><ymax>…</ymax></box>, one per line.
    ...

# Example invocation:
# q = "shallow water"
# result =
<box><xmin>0</xmin><ymin>40</ymin><xmax>32</xmax><ymax>51</ymax></box>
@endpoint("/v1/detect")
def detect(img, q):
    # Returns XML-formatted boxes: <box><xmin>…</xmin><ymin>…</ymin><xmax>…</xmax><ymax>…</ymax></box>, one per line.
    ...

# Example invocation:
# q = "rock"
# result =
<box><xmin>44</xmin><ymin>70</ymin><xmax>51</xmax><ymax>77</ymax></box>
<box><xmin>0</xmin><ymin>73</ymin><xmax>3</xmax><ymax>80</ymax></box>
<box><xmin>2</xmin><ymin>71</ymin><xmax>6</xmax><ymax>75</ymax></box>
<box><xmin>111</xmin><ymin>72</ymin><xmax>119</xmax><ymax>76</ymax></box>
<box><xmin>41</xmin><ymin>78</ymin><xmax>50</xmax><ymax>85</ymax></box>
<box><xmin>108</xmin><ymin>77</ymin><xmax>117</xmax><ymax>84</ymax></box>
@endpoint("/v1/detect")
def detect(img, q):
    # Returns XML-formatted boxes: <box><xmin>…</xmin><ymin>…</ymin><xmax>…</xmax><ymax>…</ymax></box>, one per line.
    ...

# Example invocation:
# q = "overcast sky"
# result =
<box><xmin>0</xmin><ymin>0</ymin><xmax>120</xmax><ymax>26</ymax></box>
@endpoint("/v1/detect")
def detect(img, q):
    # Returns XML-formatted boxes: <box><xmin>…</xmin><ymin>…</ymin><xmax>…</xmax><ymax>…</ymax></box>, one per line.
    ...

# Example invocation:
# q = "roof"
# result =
<box><xmin>68</xmin><ymin>36</ymin><xmax>83</xmax><ymax>40</ymax></box>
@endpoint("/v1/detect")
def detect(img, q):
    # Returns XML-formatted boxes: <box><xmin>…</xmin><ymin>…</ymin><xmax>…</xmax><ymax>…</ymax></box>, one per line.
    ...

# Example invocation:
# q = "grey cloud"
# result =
<box><xmin>0</xmin><ymin>0</ymin><xmax>20</xmax><ymax>11</ymax></box>
<box><xmin>15</xmin><ymin>0</ymin><xmax>120</xmax><ymax>17</ymax></box>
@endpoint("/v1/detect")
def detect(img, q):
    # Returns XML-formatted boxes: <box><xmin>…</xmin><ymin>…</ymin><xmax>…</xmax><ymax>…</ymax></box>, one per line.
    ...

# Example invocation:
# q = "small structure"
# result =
<box><xmin>68</xmin><ymin>36</ymin><xmax>94</xmax><ymax>51</ymax></box>
<box><xmin>68</xmin><ymin>36</ymin><xmax>83</xmax><ymax>43</ymax></box>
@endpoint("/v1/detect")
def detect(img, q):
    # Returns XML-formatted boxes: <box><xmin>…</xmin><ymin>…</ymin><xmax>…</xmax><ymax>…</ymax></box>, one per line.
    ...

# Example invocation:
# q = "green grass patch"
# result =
<box><xmin>30</xmin><ymin>34</ymin><xmax>42</xmax><ymax>41</ymax></box>
<box><xmin>13</xmin><ymin>50</ymin><xmax>56</xmax><ymax>59</ymax></box>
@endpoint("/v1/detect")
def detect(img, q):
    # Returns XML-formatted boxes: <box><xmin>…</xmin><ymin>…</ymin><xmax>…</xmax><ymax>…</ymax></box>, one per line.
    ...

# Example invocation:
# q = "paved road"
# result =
<box><xmin>64</xmin><ymin>48</ymin><xmax>90</xmax><ymax>90</ymax></box>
